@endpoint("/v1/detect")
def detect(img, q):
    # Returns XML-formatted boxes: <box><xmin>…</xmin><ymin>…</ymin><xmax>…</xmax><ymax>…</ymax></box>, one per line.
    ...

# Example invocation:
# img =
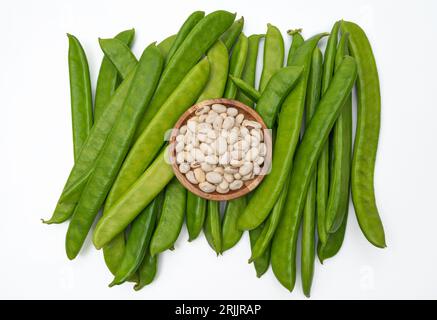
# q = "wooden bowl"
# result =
<box><xmin>169</xmin><ymin>98</ymin><xmax>272</xmax><ymax>201</ymax></box>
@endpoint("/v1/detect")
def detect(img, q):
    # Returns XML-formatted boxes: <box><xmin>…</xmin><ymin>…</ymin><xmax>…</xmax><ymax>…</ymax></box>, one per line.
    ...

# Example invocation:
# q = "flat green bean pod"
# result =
<box><xmin>220</xmin><ymin>17</ymin><xmax>244</xmax><ymax>50</ymax></box>
<box><xmin>223</xmin><ymin>33</ymin><xmax>248</xmax><ymax>99</ymax></box>
<box><xmin>150</xmin><ymin>179</ymin><xmax>186</xmax><ymax>256</ymax></box>
<box><xmin>110</xmin><ymin>192</ymin><xmax>164</xmax><ymax>286</ymax></box>
<box><xmin>157</xmin><ymin>34</ymin><xmax>176</xmax><ymax>57</ymax></box>
<box><xmin>287</xmin><ymin>29</ymin><xmax>304</xmax><ymax>65</ymax></box>
<box><xmin>236</xmin><ymin>34</ymin><xmax>263</xmax><ymax>106</ymax></box>
<box><xmin>204</xmin><ymin>201</ymin><xmax>222</xmax><ymax>255</ymax></box>
<box><xmin>318</xmin><ymin>211</ymin><xmax>348</xmax><ymax>263</ymax></box>
<box><xmin>229</xmin><ymin>75</ymin><xmax>261</xmax><ymax>103</ymax></box>
<box><xmin>134</xmin><ymin>252</ymin><xmax>158</xmax><ymax>290</ymax></box>
<box><xmin>67</xmin><ymin>34</ymin><xmax>93</xmax><ymax>161</ymax></box>
<box><xmin>104</xmin><ymin>58</ymin><xmax>209</xmax><ymax>216</ymax></box>
<box><xmin>94</xmin><ymin>28</ymin><xmax>135</xmax><ymax>122</ymax></box>
<box><xmin>259</xmin><ymin>24</ymin><xmax>284</xmax><ymax>92</ymax></box>
<box><xmin>186</xmin><ymin>192</ymin><xmax>207</xmax><ymax>241</ymax></box>
<box><xmin>93</xmin><ymin>148</ymin><xmax>174</xmax><ymax>249</ymax></box>
<box><xmin>65</xmin><ymin>44</ymin><xmax>164</xmax><ymax>259</ymax></box>
<box><xmin>166</xmin><ymin>11</ymin><xmax>205</xmax><ymax>64</ymax></box>
<box><xmin>342</xmin><ymin>21</ymin><xmax>386</xmax><ymax>248</ymax></box>
<box><xmin>134</xmin><ymin>10</ymin><xmax>235</xmax><ymax>139</ymax></box>
<box><xmin>237</xmin><ymin>34</ymin><xmax>327</xmax><ymax>232</ymax></box>
<box><xmin>271</xmin><ymin>56</ymin><xmax>357</xmax><ymax>291</ymax></box>
<box><xmin>98</xmin><ymin>38</ymin><xmax>138</xmax><ymax>78</ymax></box>
<box><xmin>222</xmin><ymin>197</ymin><xmax>247</xmax><ymax>252</ymax></box>
<box><xmin>249</xmin><ymin>225</ymin><xmax>270</xmax><ymax>277</ymax></box>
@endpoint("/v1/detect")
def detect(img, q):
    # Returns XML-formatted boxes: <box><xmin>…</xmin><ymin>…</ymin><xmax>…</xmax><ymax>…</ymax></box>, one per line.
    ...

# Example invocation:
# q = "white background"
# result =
<box><xmin>1</xmin><ymin>0</ymin><xmax>436</xmax><ymax>299</ymax></box>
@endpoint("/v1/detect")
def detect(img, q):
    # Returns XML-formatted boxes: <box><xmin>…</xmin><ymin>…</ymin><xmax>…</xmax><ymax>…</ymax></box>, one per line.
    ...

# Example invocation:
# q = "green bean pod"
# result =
<box><xmin>318</xmin><ymin>211</ymin><xmax>348</xmax><ymax>263</ymax></box>
<box><xmin>105</xmin><ymin>58</ymin><xmax>210</xmax><ymax>216</ymax></box>
<box><xmin>222</xmin><ymin>197</ymin><xmax>247</xmax><ymax>252</ymax></box>
<box><xmin>166</xmin><ymin>11</ymin><xmax>205</xmax><ymax>64</ymax></box>
<box><xmin>342</xmin><ymin>21</ymin><xmax>386</xmax><ymax>248</ymax></box>
<box><xmin>93</xmin><ymin>148</ymin><xmax>174</xmax><ymax>249</ymax></box>
<box><xmin>186</xmin><ymin>192</ymin><xmax>207</xmax><ymax>241</ymax></box>
<box><xmin>197</xmin><ymin>40</ymin><xmax>229</xmax><ymax>102</ymax></box>
<box><xmin>317</xmin><ymin>21</ymin><xmax>340</xmax><ymax>244</ymax></box>
<box><xmin>134</xmin><ymin>252</ymin><xmax>158</xmax><ymax>290</ymax></box>
<box><xmin>271</xmin><ymin>56</ymin><xmax>357</xmax><ymax>291</ymax></box>
<box><xmin>259</xmin><ymin>24</ymin><xmax>284</xmax><ymax>92</ymax></box>
<box><xmin>220</xmin><ymin>17</ymin><xmax>244</xmax><ymax>50</ymax></box>
<box><xmin>150</xmin><ymin>179</ymin><xmax>186</xmax><ymax>256</ymax></box>
<box><xmin>249</xmin><ymin>225</ymin><xmax>270</xmax><ymax>277</ymax></box>
<box><xmin>301</xmin><ymin>47</ymin><xmax>323</xmax><ymax>298</ymax></box>
<box><xmin>67</xmin><ymin>34</ymin><xmax>93</xmax><ymax>161</ymax></box>
<box><xmin>98</xmin><ymin>38</ymin><xmax>138</xmax><ymax>78</ymax></box>
<box><xmin>236</xmin><ymin>34</ymin><xmax>263</xmax><ymax>106</ymax></box>
<box><xmin>134</xmin><ymin>10</ymin><xmax>235</xmax><ymax>139</ymax></box>
<box><xmin>109</xmin><ymin>192</ymin><xmax>164</xmax><ymax>286</ymax></box>
<box><xmin>287</xmin><ymin>29</ymin><xmax>304</xmax><ymax>65</ymax></box>
<box><xmin>204</xmin><ymin>201</ymin><xmax>222</xmax><ymax>255</ymax></box>
<box><xmin>157</xmin><ymin>34</ymin><xmax>176</xmax><ymax>57</ymax></box>
<box><xmin>325</xmin><ymin>32</ymin><xmax>353</xmax><ymax>233</ymax></box>
<box><xmin>94</xmin><ymin>29</ymin><xmax>135</xmax><ymax>121</ymax></box>
<box><xmin>230</xmin><ymin>76</ymin><xmax>261</xmax><ymax>103</ymax></box>
<box><xmin>223</xmin><ymin>33</ymin><xmax>248</xmax><ymax>99</ymax></box>
<box><xmin>65</xmin><ymin>44</ymin><xmax>164</xmax><ymax>259</ymax></box>
<box><xmin>237</xmin><ymin>34</ymin><xmax>327</xmax><ymax>232</ymax></box>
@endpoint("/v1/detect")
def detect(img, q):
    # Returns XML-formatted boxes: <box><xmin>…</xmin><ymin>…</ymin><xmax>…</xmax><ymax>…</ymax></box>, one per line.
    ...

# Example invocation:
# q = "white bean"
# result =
<box><xmin>239</xmin><ymin>162</ymin><xmax>253</xmax><ymax>176</ymax></box>
<box><xmin>186</xmin><ymin>171</ymin><xmax>198</xmax><ymax>184</ymax></box>
<box><xmin>224</xmin><ymin>166</ymin><xmax>238</xmax><ymax>174</ymax></box>
<box><xmin>229</xmin><ymin>180</ymin><xmax>243</xmax><ymax>190</ymax></box>
<box><xmin>176</xmin><ymin>152</ymin><xmax>185</xmax><ymax>164</ymax></box>
<box><xmin>176</xmin><ymin>134</ymin><xmax>184</xmax><ymax>143</ymax></box>
<box><xmin>205</xmin><ymin>155</ymin><xmax>218</xmax><ymax>165</ymax></box>
<box><xmin>199</xmin><ymin>182</ymin><xmax>216</xmax><ymax>193</ymax></box>
<box><xmin>236</xmin><ymin>114</ymin><xmax>244</xmax><ymax>125</ymax></box>
<box><xmin>213</xmin><ymin>116</ymin><xmax>223</xmax><ymax>130</ymax></box>
<box><xmin>244</xmin><ymin>147</ymin><xmax>259</xmax><ymax>162</ymax></box>
<box><xmin>242</xmin><ymin>120</ymin><xmax>262</xmax><ymax>129</ymax></box>
<box><xmin>219</xmin><ymin>152</ymin><xmax>230</xmax><ymax>165</ymax></box>
<box><xmin>212</xmin><ymin>103</ymin><xmax>227</xmax><ymax>113</ymax></box>
<box><xmin>255</xmin><ymin>156</ymin><xmax>265</xmax><ymax>165</ymax></box>
<box><xmin>187</xmin><ymin>119</ymin><xmax>197</xmax><ymax>132</ymax></box>
<box><xmin>193</xmin><ymin>168</ymin><xmax>206</xmax><ymax>183</ymax></box>
<box><xmin>258</xmin><ymin>143</ymin><xmax>267</xmax><ymax>156</ymax></box>
<box><xmin>201</xmin><ymin>162</ymin><xmax>214</xmax><ymax>172</ymax></box>
<box><xmin>195</xmin><ymin>105</ymin><xmax>210</xmax><ymax>115</ymax></box>
<box><xmin>230</xmin><ymin>159</ymin><xmax>243</xmax><ymax>167</ymax></box>
<box><xmin>222</xmin><ymin>116</ymin><xmax>235</xmax><ymax>130</ymax></box>
<box><xmin>227</xmin><ymin>107</ymin><xmax>238</xmax><ymax>117</ymax></box>
<box><xmin>179</xmin><ymin>125</ymin><xmax>187</xmax><ymax>134</ymax></box>
<box><xmin>175</xmin><ymin>141</ymin><xmax>184</xmax><ymax>153</ymax></box>
<box><xmin>206</xmin><ymin>171</ymin><xmax>223</xmax><ymax>184</ymax></box>
<box><xmin>179</xmin><ymin>163</ymin><xmax>190</xmax><ymax>174</ymax></box>
<box><xmin>224</xmin><ymin>173</ymin><xmax>234</xmax><ymax>183</ymax></box>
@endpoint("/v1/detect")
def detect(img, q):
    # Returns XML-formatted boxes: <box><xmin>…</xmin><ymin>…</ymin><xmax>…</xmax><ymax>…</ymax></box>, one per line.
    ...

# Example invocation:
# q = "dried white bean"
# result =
<box><xmin>230</xmin><ymin>159</ymin><xmax>243</xmax><ymax>167</ymax></box>
<box><xmin>195</xmin><ymin>105</ymin><xmax>210</xmax><ymax>115</ymax></box>
<box><xmin>199</xmin><ymin>182</ymin><xmax>215</xmax><ymax>193</ymax></box>
<box><xmin>242</xmin><ymin>120</ymin><xmax>262</xmax><ymax>129</ymax></box>
<box><xmin>224</xmin><ymin>173</ymin><xmax>234</xmax><ymax>183</ymax></box>
<box><xmin>239</xmin><ymin>162</ymin><xmax>253</xmax><ymax>176</ymax></box>
<box><xmin>179</xmin><ymin>163</ymin><xmax>190</xmax><ymax>174</ymax></box>
<box><xmin>186</xmin><ymin>171</ymin><xmax>198</xmax><ymax>184</ymax></box>
<box><xmin>205</xmin><ymin>155</ymin><xmax>218</xmax><ymax>165</ymax></box>
<box><xmin>201</xmin><ymin>162</ymin><xmax>214</xmax><ymax>172</ymax></box>
<box><xmin>245</xmin><ymin>147</ymin><xmax>259</xmax><ymax>162</ymax></box>
<box><xmin>227</xmin><ymin>107</ymin><xmax>238</xmax><ymax>117</ymax></box>
<box><xmin>175</xmin><ymin>141</ymin><xmax>184</xmax><ymax>153</ymax></box>
<box><xmin>212</xmin><ymin>103</ymin><xmax>227</xmax><ymax>113</ymax></box>
<box><xmin>193</xmin><ymin>168</ymin><xmax>205</xmax><ymax>183</ymax></box>
<box><xmin>206</xmin><ymin>171</ymin><xmax>222</xmax><ymax>184</ymax></box>
<box><xmin>255</xmin><ymin>156</ymin><xmax>264</xmax><ymax>165</ymax></box>
<box><xmin>222</xmin><ymin>116</ymin><xmax>235</xmax><ymax>130</ymax></box>
<box><xmin>176</xmin><ymin>152</ymin><xmax>185</xmax><ymax>164</ymax></box>
<box><xmin>229</xmin><ymin>180</ymin><xmax>243</xmax><ymax>190</ymax></box>
<box><xmin>236</xmin><ymin>114</ymin><xmax>244</xmax><ymax>124</ymax></box>
<box><xmin>219</xmin><ymin>152</ymin><xmax>230</xmax><ymax>165</ymax></box>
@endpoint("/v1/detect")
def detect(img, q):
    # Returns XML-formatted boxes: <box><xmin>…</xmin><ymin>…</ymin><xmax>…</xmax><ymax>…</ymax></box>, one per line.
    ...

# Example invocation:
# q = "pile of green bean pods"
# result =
<box><xmin>45</xmin><ymin>10</ymin><xmax>385</xmax><ymax>297</ymax></box>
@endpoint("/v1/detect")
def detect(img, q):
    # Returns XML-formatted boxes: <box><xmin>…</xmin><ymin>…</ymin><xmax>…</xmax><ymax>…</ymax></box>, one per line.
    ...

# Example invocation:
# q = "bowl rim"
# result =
<box><xmin>168</xmin><ymin>98</ymin><xmax>272</xmax><ymax>201</ymax></box>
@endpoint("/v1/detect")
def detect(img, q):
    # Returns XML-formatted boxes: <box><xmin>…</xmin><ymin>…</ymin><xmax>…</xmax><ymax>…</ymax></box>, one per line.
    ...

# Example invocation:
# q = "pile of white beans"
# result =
<box><xmin>174</xmin><ymin>103</ymin><xmax>267</xmax><ymax>194</ymax></box>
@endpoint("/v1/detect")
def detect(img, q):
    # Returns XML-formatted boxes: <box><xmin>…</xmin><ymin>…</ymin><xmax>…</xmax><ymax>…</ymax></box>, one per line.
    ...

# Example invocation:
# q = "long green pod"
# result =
<box><xmin>98</xmin><ymin>38</ymin><xmax>138</xmax><ymax>78</ymax></box>
<box><xmin>287</xmin><ymin>29</ymin><xmax>304</xmax><ymax>65</ymax></box>
<box><xmin>94</xmin><ymin>29</ymin><xmax>135</xmax><ymax>121</ymax></box>
<box><xmin>204</xmin><ymin>201</ymin><xmax>222</xmax><ymax>255</ymax></box>
<box><xmin>135</xmin><ymin>10</ymin><xmax>235</xmax><ymax>138</ymax></box>
<box><xmin>229</xmin><ymin>76</ymin><xmax>260</xmax><ymax>103</ymax></box>
<box><xmin>271</xmin><ymin>56</ymin><xmax>357</xmax><ymax>291</ymax></box>
<box><xmin>166</xmin><ymin>11</ymin><xmax>205</xmax><ymax>64</ymax></box>
<box><xmin>220</xmin><ymin>17</ymin><xmax>244</xmax><ymax>50</ymax></box>
<box><xmin>93</xmin><ymin>148</ymin><xmax>174</xmax><ymax>249</ymax></box>
<box><xmin>157</xmin><ymin>34</ymin><xmax>176</xmax><ymax>57</ymax></box>
<box><xmin>43</xmin><ymin>69</ymin><xmax>136</xmax><ymax>224</ymax></box>
<box><xmin>109</xmin><ymin>192</ymin><xmax>164</xmax><ymax>286</ymax></box>
<box><xmin>325</xmin><ymin>32</ymin><xmax>353</xmax><ymax>233</ymax></box>
<box><xmin>198</xmin><ymin>41</ymin><xmax>229</xmax><ymax>102</ymax></box>
<box><xmin>259</xmin><ymin>24</ymin><xmax>284</xmax><ymax>92</ymax></box>
<box><xmin>187</xmin><ymin>41</ymin><xmax>229</xmax><ymax>241</ymax></box>
<box><xmin>134</xmin><ymin>252</ymin><xmax>158</xmax><ymax>290</ymax></box>
<box><xmin>249</xmin><ymin>225</ymin><xmax>270</xmax><ymax>277</ymax></box>
<box><xmin>65</xmin><ymin>44</ymin><xmax>164</xmax><ymax>259</ymax></box>
<box><xmin>301</xmin><ymin>47</ymin><xmax>323</xmax><ymax>298</ymax></box>
<box><xmin>222</xmin><ymin>197</ymin><xmax>247</xmax><ymax>252</ymax></box>
<box><xmin>105</xmin><ymin>58</ymin><xmax>209</xmax><ymax>215</ymax></box>
<box><xmin>223</xmin><ymin>33</ymin><xmax>248</xmax><ymax>99</ymax></box>
<box><xmin>67</xmin><ymin>34</ymin><xmax>93</xmax><ymax>160</ymax></box>
<box><xmin>318</xmin><ymin>211</ymin><xmax>348</xmax><ymax>263</ymax></box>
<box><xmin>317</xmin><ymin>21</ymin><xmax>340</xmax><ymax>244</ymax></box>
<box><xmin>342</xmin><ymin>21</ymin><xmax>386</xmax><ymax>248</ymax></box>
<box><xmin>150</xmin><ymin>179</ymin><xmax>186</xmax><ymax>256</ymax></box>
<box><xmin>236</xmin><ymin>34</ymin><xmax>263</xmax><ymax>106</ymax></box>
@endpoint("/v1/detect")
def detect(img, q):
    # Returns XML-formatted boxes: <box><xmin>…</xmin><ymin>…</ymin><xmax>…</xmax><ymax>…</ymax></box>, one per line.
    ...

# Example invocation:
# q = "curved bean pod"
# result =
<box><xmin>104</xmin><ymin>58</ymin><xmax>209</xmax><ymax>215</ymax></box>
<box><xmin>109</xmin><ymin>192</ymin><xmax>164</xmax><ymax>286</ymax></box>
<box><xmin>223</xmin><ymin>33</ymin><xmax>248</xmax><ymax>99</ymax></box>
<box><xmin>186</xmin><ymin>192</ymin><xmax>207</xmax><ymax>241</ymax></box>
<box><xmin>271</xmin><ymin>56</ymin><xmax>357</xmax><ymax>291</ymax></box>
<box><xmin>150</xmin><ymin>179</ymin><xmax>186</xmax><ymax>256</ymax></box>
<box><xmin>98</xmin><ymin>38</ymin><xmax>138</xmax><ymax>78</ymax></box>
<box><xmin>237</xmin><ymin>34</ymin><xmax>328</xmax><ymax>232</ymax></box>
<box><xmin>259</xmin><ymin>24</ymin><xmax>284</xmax><ymax>92</ymax></box>
<box><xmin>134</xmin><ymin>252</ymin><xmax>158</xmax><ymax>290</ymax></box>
<box><xmin>157</xmin><ymin>34</ymin><xmax>176</xmax><ymax>57</ymax></box>
<box><xmin>67</xmin><ymin>34</ymin><xmax>93</xmax><ymax>161</ymax></box>
<box><xmin>222</xmin><ymin>197</ymin><xmax>247</xmax><ymax>252</ymax></box>
<box><xmin>134</xmin><ymin>10</ymin><xmax>235</xmax><ymax>139</ymax></box>
<box><xmin>325</xmin><ymin>32</ymin><xmax>352</xmax><ymax>233</ymax></box>
<box><xmin>94</xmin><ymin>29</ymin><xmax>135</xmax><ymax>121</ymax></box>
<box><xmin>317</xmin><ymin>21</ymin><xmax>340</xmax><ymax>244</ymax></box>
<box><xmin>230</xmin><ymin>75</ymin><xmax>261</xmax><ymax>103</ymax></box>
<box><xmin>318</xmin><ymin>211</ymin><xmax>348</xmax><ymax>263</ymax></box>
<box><xmin>93</xmin><ymin>148</ymin><xmax>174</xmax><ymax>249</ymax></box>
<box><xmin>342</xmin><ymin>21</ymin><xmax>386</xmax><ymax>248</ymax></box>
<box><xmin>236</xmin><ymin>34</ymin><xmax>263</xmax><ymax>106</ymax></box>
<box><xmin>204</xmin><ymin>201</ymin><xmax>222</xmax><ymax>255</ymax></box>
<box><xmin>166</xmin><ymin>11</ymin><xmax>205</xmax><ymax>64</ymax></box>
<box><xmin>220</xmin><ymin>17</ymin><xmax>244</xmax><ymax>50</ymax></box>
<box><xmin>301</xmin><ymin>47</ymin><xmax>323</xmax><ymax>298</ymax></box>
<box><xmin>286</xmin><ymin>29</ymin><xmax>304</xmax><ymax>65</ymax></box>
<box><xmin>249</xmin><ymin>225</ymin><xmax>270</xmax><ymax>277</ymax></box>
<box><xmin>65</xmin><ymin>44</ymin><xmax>164</xmax><ymax>259</ymax></box>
